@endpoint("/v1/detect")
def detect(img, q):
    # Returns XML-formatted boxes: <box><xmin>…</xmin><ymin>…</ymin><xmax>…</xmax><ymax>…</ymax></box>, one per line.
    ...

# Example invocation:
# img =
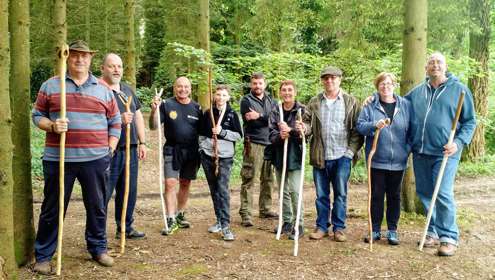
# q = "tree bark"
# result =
<box><xmin>400</xmin><ymin>0</ymin><xmax>427</xmax><ymax>213</ymax></box>
<box><xmin>9</xmin><ymin>0</ymin><xmax>35</xmax><ymax>266</ymax></box>
<box><xmin>465</xmin><ymin>0</ymin><xmax>492</xmax><ymax>161</ymax></box>
<box><xmin>197</xmin><ymin>0</ymin><xmax>210</xmax><ymax>110</ymax></box>
<box><xmin>124</xmin><ymin>0</ymin><xmax>137</xmax><ymax>91</ymax></box>
<box><xmin>0</xmin><ymin>0</ymin><xmax>18</xmax><ymax>278</ymax></box>
<box><xmin>53</xmin><ymin>0</ymin><xmax>67</xmax><ymax>72</ymax></box>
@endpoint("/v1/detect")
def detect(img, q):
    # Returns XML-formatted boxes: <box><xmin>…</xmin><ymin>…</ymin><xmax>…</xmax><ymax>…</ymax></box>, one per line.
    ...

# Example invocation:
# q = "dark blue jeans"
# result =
<box><xmin>201</xmin><ymin>152</ymin><xmax>233</xmax><ymax>228</ymax></box>
<box><xmin>106</xmin><ymin>146</ymin><xmax>138</xmax><ymax>232</ymax></box>
<box><xmin>35</xmin><ymin>156</ymin><xmax>110</xmax><ymax>262</ymax></box>
<box><xmin>313</xmin><ymin>156</ymin><xmax>351</xmax><ymax>233</ymax></box>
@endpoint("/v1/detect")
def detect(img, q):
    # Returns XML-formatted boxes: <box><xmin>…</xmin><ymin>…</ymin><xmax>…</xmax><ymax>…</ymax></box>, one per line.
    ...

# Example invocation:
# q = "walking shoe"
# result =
<box><xmin>288</xmin><ymin>225</ymin><xmax>305</xmax><ymax>240</ymax></box>
<box><xmin>363</xmin><ymin>231</ymin><xmax>381</xmax><ymax>243</ymax></box>
<box><xmin>161</xmin><ymin>218</ymin><xmax>179</xmax><ymax>236</ymax></box>
<box><xmin>176</xmin><ymin>212</ymin><xmax>191</xmax><ymax>228</ymax></box>
<box><xmin>222</xmin><ymin>227</ymin><xmax>235</xmax><ymax>241</ymax></box>
<box><xmin>116</xmin><ymin>228</ymin><xmax>146</xmax><ymax>240</ymax></box>
<box><xmin>259</xmin><ymin>210</ymin><xmax>278</xmax><ymax>219</ymax></box>
<box><xmin>438</xmin><ymin>242</ymin><xmax>457</xmax><ymax>257</ymax></box>
<box><xmin>92</xmin><ymin>253</ymin><xmax>114</xmax><ymax>267</ymax></box>
<box><xmin>417</xmin><ymin>235</ymin><xmax>440</xmax><ymax>248</ymax></box>
<box><xmin>309</xmin><ymin>228</ymin><xmax>328</xmax><ymax>240</ymax></box>
<box><xmin>273</xmin><ymin>222</ymin><xmax>293</xmax><ymax>235</ymax></box>
<box><xmin>208</xmin><ymin>222</ymin><xmax>222</xmax><ymax>233</ymax></box>
<box><xmin>334</xmin><ymin>230</ymin><xmax>347</xmax><ymax>242</ymax></box>
<box><xmin>386</xmin><ymin>231</ymin><xmax>400</xmax><ymax>246</ymax></box>
<box><xmin>33</xmin><ymin>261</ymin><xmax>53</xmax><ymax>275</ymax></box>
<box><xmin>241</xmin><ymin>217</ymin><xmax>254</xmax><ymax>227</ymax></box>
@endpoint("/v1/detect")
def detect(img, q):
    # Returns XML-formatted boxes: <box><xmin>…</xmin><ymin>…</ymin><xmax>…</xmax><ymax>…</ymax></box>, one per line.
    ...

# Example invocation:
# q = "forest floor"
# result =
<box><xmin>21</xmin><ymin>126</ymin><xmax>495</xmax><ymax>280</ymax></box>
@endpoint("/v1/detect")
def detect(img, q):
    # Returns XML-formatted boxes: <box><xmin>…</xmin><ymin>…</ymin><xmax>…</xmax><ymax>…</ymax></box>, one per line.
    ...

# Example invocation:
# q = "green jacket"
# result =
<box><xmin>303</xmin><ymin>91</ymin><xmax>364</xmax><ymax>169</ymax></box>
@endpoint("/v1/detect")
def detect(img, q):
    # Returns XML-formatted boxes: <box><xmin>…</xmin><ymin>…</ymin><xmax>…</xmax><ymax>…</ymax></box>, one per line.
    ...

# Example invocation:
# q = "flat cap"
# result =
<box><xmin>68</xmin><ymin>40</ymin><xmax>97</xmax><ymax>53</ymax></box>
<box><xmin>320</xmin><ymin>66</ymin><xmax>343</xmax><ymax>78</ymax></box>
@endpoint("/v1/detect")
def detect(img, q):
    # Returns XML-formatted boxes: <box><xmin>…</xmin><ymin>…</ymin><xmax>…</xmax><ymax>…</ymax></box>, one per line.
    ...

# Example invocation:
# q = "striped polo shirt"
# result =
<box><xmin>32</xmin><ymin>73</ymin><xmax>122</xmax><ymax>162</ymax></box>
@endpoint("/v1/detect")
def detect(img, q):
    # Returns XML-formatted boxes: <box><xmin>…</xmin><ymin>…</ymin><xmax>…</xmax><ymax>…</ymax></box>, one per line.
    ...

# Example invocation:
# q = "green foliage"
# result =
<box><xmin>31</xmin><ymin>122</ymin><xmax>45</xmax><ymax>188</ymax></box>
<box><xmin>458</xmin><ymin>154</ymin><xmax>495</xmax><ymax>177</ymax></box>
<box><xmin>30</xmin><ymin>63</ymin><xmax>52</xmax><ymax>102</ymax></box>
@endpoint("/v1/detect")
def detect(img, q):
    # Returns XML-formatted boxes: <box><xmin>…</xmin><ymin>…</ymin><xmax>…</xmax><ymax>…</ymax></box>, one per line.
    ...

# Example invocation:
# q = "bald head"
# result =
<box><xmin>174</xmin><ymin>76</ymin><xmax>192</xmax><ymax>103</ymax></box>
<box><xmin>101</xmin><ymin>53</ymin><xmax>123</xmax><ymax>85</ymax></box>
<box><xmin>425</xmin><ymin>52</ymin><xmax>447</xmax><ymax>81</ymax></box>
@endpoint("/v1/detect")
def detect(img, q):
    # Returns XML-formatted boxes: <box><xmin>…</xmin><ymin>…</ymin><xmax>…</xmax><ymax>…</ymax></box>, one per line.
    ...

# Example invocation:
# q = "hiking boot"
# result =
<box><xmin>92</xmin><ymin>253</ymin><xmax>114</xmax><ymax>267</ymax></box>
<box><xmin>176</xmin><ymin>212</ymin><xmax>191</xmax><ymax>228</ymax></box>
<box><xmin>334</xmin><ymin>230</ymin><xmax>347</xmax><ymax>242</ymax></box>
<box><xmin>161</xmin><ymin>218</ymin><xmax>179</xmax><ymax>236</ymax></box>
<box><xmin>241</xmin><ymin>217</ymin><xmax>254</xmax><ymax>227</ymax></box>
<box><xmin>418</xmin><ymin>235</ymin><xmax>439</xmax><ymax>248</ymax></box>
<box><xmin>309</xmin><ymin>228</ymin><xmax>328</xmax><ymax>240</ymax></box>
<box><xmin>438</xmin><ymin>242</ymin><xmax>457</xmax><ymax>257</ymax></box>
<box><xmin>386</xmin><ymin>231</ymin><xmax>400</xmax><ymax>246</ymax></box>
<box><xmin>288</xmin><ymin>225</ymin><xmax>305</xmax><ymax>240</ymax></box>
<box><xmin>273</xmin><ymin>222</ymin><xmax>293</xmax><ymax>235</ymax></box>
<box><xmin>208</xmin><ymin>222</ymin><xmax>222</xmax><ymax>233</ymax></box>
<box><xmin>33</xmin><ymin>261</ymin><xmax>53</xmax><ymax>275</ymax></box>
<box><xmin>364</xmin><ymin>231</ymin><xmax>381</xmax><ymax>243</ymax></box>
<box><xmin>222</xmin><ymin>227</ymin><xmax>235</xmax><ymax>241</ymax></box>
<box><xmin>259</xmin><ymin>211</ymin><xmax>278</xmax><ymax>219</ymax></box>
<box><xmin>116</xmin><ymin>228</ymin><xmax>146</xmax><ymax>240</ymax></box>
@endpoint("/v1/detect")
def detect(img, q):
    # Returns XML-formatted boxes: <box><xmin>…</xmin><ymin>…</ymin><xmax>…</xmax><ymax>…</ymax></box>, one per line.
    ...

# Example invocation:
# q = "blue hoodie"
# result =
<box><xmin>357</xmin><ymin>93</ymin><xmax>412</xmax><ymax>171</ymax></box>
<box><xmin>406</xmin><ymin>73</ymin><xmax>476</xmax><ymax>159</ymax></box>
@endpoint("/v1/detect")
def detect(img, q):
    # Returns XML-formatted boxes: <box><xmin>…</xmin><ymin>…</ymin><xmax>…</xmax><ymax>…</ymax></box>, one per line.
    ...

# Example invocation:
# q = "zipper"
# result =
<box><xmin>420</xmin><ymin>85</ymin><xmax>446</xmax><ymax>153</ymax></box>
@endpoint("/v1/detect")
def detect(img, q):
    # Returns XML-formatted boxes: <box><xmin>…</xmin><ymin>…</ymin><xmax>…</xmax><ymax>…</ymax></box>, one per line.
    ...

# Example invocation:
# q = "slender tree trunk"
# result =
<box><xmin>400</xmin><ymin>0</ymin><xmax>427</xmax><ymax>213</ymax></box>
<box><xmin>197</xmin><ymin>0</ymin><xmax>210</xmax><ymax>110</ymax></box>
<box><xmin>124</xmin><ymin>0</ymin><xmax>136</xmax><ymax>91</ymax></box>
<box><xmin>9</xmin><ymin>0</ymin><xmax>35</xmax><ymax>266</ymax></box>
<box><xmin>0</xmin><ymin>0</ymin><xmax>18</xmax><ymax>278</ymax></box>
<box><xmin>465</xmin><ymin>0</ymin><xmax>492</xmax><ymax>161</ymax></box>
<box><xmin>53</xmin><ymin>0</ymin><xmax>67</xmax><ymax>72</ymax></box>
<box><xmin>85</xmin><ymin>0</ymin><xmax>91</xmax><ymax>44</ymax></box>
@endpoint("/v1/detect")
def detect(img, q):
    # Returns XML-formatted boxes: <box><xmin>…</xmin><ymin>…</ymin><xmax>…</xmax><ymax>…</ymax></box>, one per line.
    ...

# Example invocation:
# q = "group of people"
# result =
<box><xmin>31</xmin><ymin>40</ymin><xmax>476</xmax><ymax>275</ymax></box>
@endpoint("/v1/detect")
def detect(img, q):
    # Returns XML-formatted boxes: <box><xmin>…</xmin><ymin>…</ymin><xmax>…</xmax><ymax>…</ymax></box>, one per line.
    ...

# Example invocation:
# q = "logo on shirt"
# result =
<box><xmin>169</xmin><ymin>111</ymin><xmax>177</xmax><ymax>120</ymax></box>
<box><xmin>187</xmin><ymin>115</ymin><xmax>199</xmax><ymax>120</ymax></box>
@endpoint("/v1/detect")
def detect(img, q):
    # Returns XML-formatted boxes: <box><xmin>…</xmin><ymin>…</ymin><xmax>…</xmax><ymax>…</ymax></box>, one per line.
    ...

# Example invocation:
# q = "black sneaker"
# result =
<box><xmin>116</xmin><ymin>228</ymin><xmax>146</xmax><ymax>240</ymax></box>
<box><xmin>288</xmin><ymin>225</ymin><xmax>305</xmax><ymax>240</ymax></box>
<box><xmin>176</xmin><ymin>212</ymin><xmax>191</xmax><ymax>228</ymax></box>
<box><xmin>161</xmin><ymin>218</ymin><xmax>179</xmax><ymax>235</ymax></box>
<box><xmin>273</xmin><ymin>222</ymin><xmax>293</xmax><ymax>235</ymax></box>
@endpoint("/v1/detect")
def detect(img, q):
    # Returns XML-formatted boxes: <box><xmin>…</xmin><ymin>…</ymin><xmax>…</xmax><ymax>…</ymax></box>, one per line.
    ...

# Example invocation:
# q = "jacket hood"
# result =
<box><xmin>424</xmin><ymin>72</ymin><xmax>459</xmax><ymax>87</ymax></box>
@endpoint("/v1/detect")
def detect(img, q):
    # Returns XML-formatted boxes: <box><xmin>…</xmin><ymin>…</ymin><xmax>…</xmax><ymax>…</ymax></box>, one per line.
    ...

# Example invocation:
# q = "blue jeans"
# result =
<box><xmin>413</xmin><ymin>153</ymin><xmax>460</xmax><ymax>245</ymax></box>
<box><xmin>106</xmin><ymin>146</ymin><xmax>139</xmax><ymax>232</ymax></box>
<box><xmin>313</xmin><ymin>156</ymin><xmax>352</xmax><ymax>233</ymax></box>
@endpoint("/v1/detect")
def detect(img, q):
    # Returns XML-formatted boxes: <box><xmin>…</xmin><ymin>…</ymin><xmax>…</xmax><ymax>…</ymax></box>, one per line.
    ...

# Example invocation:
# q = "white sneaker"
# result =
<box><xmin>208</xmin><ymin>222</ymin><xmax>222</xmax><ymax>233</ymax></box>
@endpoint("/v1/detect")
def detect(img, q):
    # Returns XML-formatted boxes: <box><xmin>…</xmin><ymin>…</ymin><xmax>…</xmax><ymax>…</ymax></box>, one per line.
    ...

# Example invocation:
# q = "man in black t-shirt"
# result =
<box><xmin>150</xmin><ymin>77</ymin><xmax>201</xmax><ymax>235</ymax></box>
<box><xmin>101</xmin><ymin>53</ymin><xmax>147</xmax><ymax>241</ymax></box>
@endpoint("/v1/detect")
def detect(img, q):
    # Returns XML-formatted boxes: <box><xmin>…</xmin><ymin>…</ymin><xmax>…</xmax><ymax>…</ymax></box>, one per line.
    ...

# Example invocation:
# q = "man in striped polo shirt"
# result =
<box><xmin>32</xmin><ymin>40</ymin><xmax>121</xmax><ymax>274</ymax></box>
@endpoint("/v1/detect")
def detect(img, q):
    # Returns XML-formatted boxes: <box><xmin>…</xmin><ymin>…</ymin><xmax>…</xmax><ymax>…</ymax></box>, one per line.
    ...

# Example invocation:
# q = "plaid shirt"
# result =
<box><xmin>320</xmin><ymin>91</ymin><xmax>353</xmax><ymax>160</ymax></box>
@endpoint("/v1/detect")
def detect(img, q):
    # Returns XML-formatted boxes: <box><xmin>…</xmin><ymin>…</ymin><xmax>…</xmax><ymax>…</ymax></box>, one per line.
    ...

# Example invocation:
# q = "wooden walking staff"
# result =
<box><xmin>120</xmin><ymin>95</ymin><xmax>133</xmax><ymax>254</ymax></box>
<box><xmin>55</xmin><ymin>44</ymin><xmax>69</xmax><ymax>276</ymax></box>
<box><xmin>155</xmin><ymin>88</ymin><xmax>168</xmax><ymax>232</ymax></box>
<box><xmin>366</xmin><ymin>118</ymin><xmax>390</xmax><ymax>252</ymax></box>
<box><xmin>207</xmin><ymin>68</ymin><xmax>222</xmax><ymax>175</ymax></box>
<box><xmin>293</xmin><ymin>108</ymin><xmax>306</xmax><ymax>256</ymax></box>
<box><xmin>418</xmin><ymin>91</ymin><xmax>465</xmax><ymax>251</ymax></box>
<box><xmin>275</xmin><ymin>101</ymin><xmax>289</xmax><ymax>240</ymax></box>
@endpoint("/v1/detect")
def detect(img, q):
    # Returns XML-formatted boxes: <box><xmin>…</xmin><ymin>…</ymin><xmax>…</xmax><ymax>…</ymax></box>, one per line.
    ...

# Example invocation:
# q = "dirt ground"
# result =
<box><xmin>21</xmin><ymin>127</ymin><xmax>495</xmax><ymax>279</ymax></box>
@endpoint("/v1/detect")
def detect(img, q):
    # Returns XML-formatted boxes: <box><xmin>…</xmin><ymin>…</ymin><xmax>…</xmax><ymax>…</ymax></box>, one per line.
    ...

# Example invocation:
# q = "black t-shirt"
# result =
<box><xmin>380</xmin><ymin>100</ymin><xmax>396</xmax><ymax>122</ymax></box>
<box><xmin>114</xmin><ymin>82</ymin><xmax>142</xmax><ymax>148</ymax></box>
<box><xmin>159</xmin><ymin>97</ymin><xmax>201</xmax><ymax>147</ymax></box>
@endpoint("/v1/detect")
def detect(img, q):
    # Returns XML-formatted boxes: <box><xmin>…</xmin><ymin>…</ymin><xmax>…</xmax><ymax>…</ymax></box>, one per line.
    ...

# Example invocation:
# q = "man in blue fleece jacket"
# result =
<box><xmin>407</xmin><ymin>52</ymin><xmax>476</xmax><ymax>256</ymax></box>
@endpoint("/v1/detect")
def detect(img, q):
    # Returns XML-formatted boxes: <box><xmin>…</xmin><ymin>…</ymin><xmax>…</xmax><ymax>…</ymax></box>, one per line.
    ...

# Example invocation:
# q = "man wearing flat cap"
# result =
<box><xmin>297</xmin><ymin>66</ymin><xmax>363</xmax><ymax>242</ymax></box>
<box><xmin>32</xmin><ymin>40</ymin><xmax>121</xmax><ymax>274</ymax></box>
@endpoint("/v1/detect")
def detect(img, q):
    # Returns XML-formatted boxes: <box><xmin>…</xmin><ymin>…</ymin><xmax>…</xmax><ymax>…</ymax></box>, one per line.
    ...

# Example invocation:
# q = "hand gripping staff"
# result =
<box><xmin>120</xmin><ymin>95</ymin><xmax>133</xmax><ymax>254</ymax></box>
<box><xmin>418</xmin><ymin>91</ymin><xmax>465</xmax><ymax>251</ymax></box>
<box><xmin>293</xmin><ymin>108</ymin><xmax>306</xmax><ymax>256</ymax></box>
<box><xmin>208</xmin><ymin>69</ymin><xmax>225</xmax><ymax>175</ymax></box>
<box><xmin>155</xmin><ymin>88</ymin><xmax>168</xmax><ymax>232</ymax></box>
<box><xmin>56</xmin><ymin>43</ymin><xmax>69</xmax><ymax>276</ymax></box>
<box><xmin>366</xmin><ymin>118</ymin><xmax>390</xmax><ymax>252</ymax></box>
<box><xmin>275</xmin><ymin>101</ymin><xmax>289</xmax><ymax>240</ymax></box>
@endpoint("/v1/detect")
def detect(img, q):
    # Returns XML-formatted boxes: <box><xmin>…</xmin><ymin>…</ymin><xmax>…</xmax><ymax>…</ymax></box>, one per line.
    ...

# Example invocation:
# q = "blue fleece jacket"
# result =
<box><xmin>405</xmin><ymin>73</ymin><xmax>476</xmax><ymax>159</ymax></box>
<box><xmin>357</xmin><ymin>93</ymin><xmax>412</xmax><ymax>171</ymax></box>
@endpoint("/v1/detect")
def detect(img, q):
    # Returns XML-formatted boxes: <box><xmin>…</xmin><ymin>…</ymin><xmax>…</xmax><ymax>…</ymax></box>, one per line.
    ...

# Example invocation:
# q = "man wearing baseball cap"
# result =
<box><xmin>32</xmin><ymin>40</ymin><xmax>121</xmax><ymax>274</ymax></box>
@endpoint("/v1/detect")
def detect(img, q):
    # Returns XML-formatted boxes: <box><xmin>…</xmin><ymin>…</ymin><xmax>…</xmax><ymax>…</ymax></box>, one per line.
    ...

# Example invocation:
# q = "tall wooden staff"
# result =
<box><xmin>208</xmin><ymin>68</ymin><xmax>221</xmax><ymax>175</ymax></box>
<box><xmin>120</xmin><ymin>95</ymin><xmax>133</xmax><ymax>254</ymax></box>
<box><xmin>366</xmin><ymin>118</ymin><xmax>390</xmax><ymax>252</ymax></box>
<box><xmin>418</xmin><ymin>92</ymin><xmax>465</xmax><ymax>251</ymax></box>
<box><xmin>155</xmin><ymin>88</ymin><xmax>168</xmax><ymax>232</ymax></box>
<box><xmin>56</xmin><ymin>43</ymin><xmax>69</xmax><ymax>276</ymax></box>
<box><xmin>275</xmin><ymin>101</ymin><xmax>289</xmax><ymax>240</ymax></box>
<box><xmin>293</xmin><ymin>108</ymin><xmax>306</xmax><ymax>256</ymax></box>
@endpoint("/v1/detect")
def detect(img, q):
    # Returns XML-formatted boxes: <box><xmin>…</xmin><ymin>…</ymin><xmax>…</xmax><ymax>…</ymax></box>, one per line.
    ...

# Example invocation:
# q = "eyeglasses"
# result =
<box><xmin>378</xmin><ymin>82</ymin><xmax>394</xmax><ymax>87</ymax></box>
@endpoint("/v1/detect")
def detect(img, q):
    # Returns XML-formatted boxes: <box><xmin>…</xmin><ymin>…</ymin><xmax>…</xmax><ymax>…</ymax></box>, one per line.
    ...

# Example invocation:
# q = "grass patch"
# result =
<box><xmin>175</xmin><ymin>264</ymin><xmax>208</xmax><ymax>278</ymax></box>
<box><xmin>458</xmin><ymin>154</ymin><xmax>495</xmax><ymax>177</ymax></box>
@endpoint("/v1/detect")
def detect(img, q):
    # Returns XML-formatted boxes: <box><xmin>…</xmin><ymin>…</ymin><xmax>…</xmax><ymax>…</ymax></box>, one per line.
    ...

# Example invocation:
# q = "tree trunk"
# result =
<box><xmin>124</xmin><ymin>0</ymin><xmax>136</xmax><ymax>91</ymax></box>
<box><xmin>0</xmin><ymin>0</ymin><xmax>18</xmax><ymax>278</ymax></box>
<box><xmin>85</xmin><ymin>0</ymin><xmax>91</xmax><ymax>44</ymax></box>
<box><xmin>465</xmin><ymin>0</ymin><xmax>492</xmax><ymax>161</ymax></box>
<box><xmin>9</xmin><ymin>0</ymin><xmax>35</xmax><ymax>266</ymax></box>
<box><xmin>52</xmin><ymin>0</ymin><xmax>67</xmax><ymax>72</ymax></box>
<box><xmin>197</xmin><ymin>0</ymin><xmax>210</xmax><ymax>110</ymax></box>
<box><xmin>400</xmin><ymin>0</ymin><xmax>427</xmax><ymax>213</ymax></box>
